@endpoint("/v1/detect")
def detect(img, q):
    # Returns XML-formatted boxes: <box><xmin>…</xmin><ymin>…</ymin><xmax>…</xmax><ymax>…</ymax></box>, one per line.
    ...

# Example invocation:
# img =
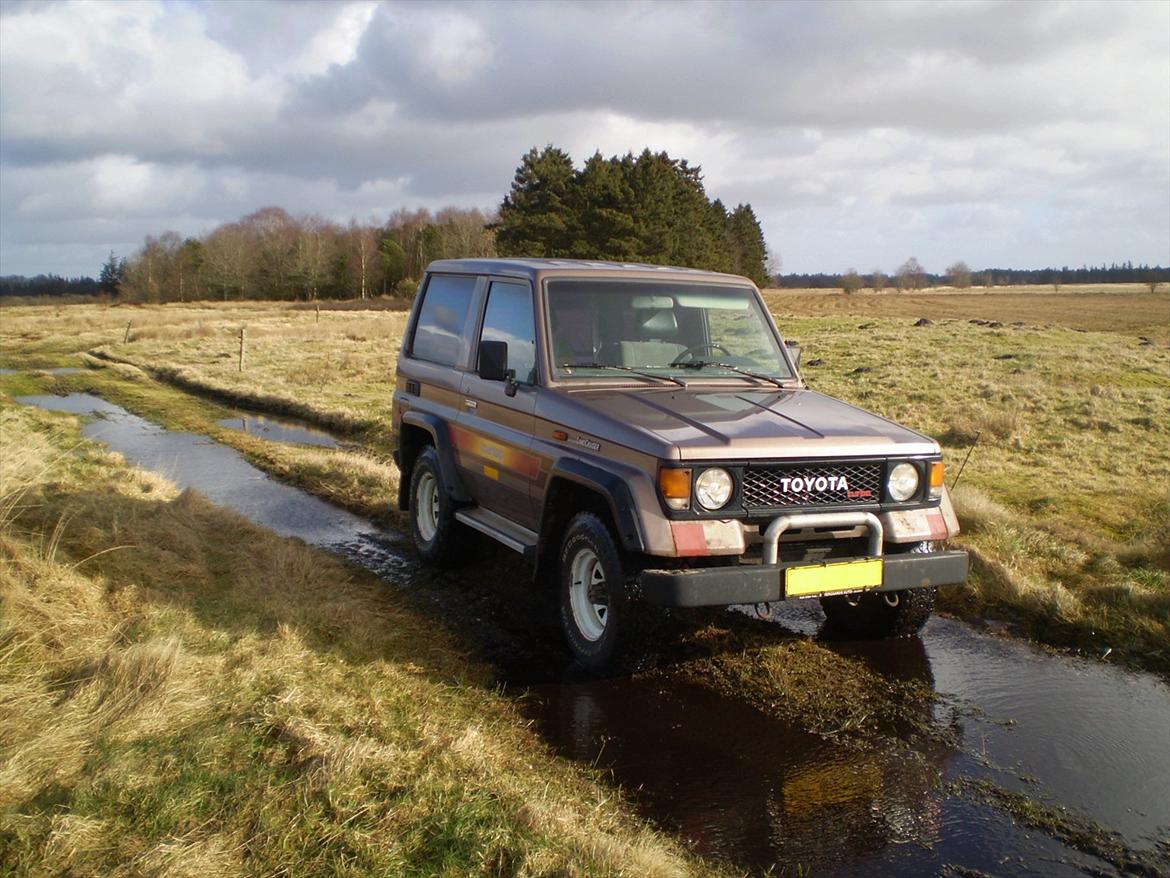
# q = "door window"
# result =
<box><xmin>479</xmin><ymin>281</ymin><xmax>537</xmax><ymax>384</ymax></box>
<box><xmin>411</xmin><ymin>274</ymin><xmax>476</xmax><ymax>366</ymax></box>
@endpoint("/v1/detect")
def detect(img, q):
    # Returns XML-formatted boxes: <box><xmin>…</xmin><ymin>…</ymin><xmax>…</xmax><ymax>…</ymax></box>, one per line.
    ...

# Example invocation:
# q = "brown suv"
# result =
<box><xmin>392</xmin><ymin>259</ymin><xmax>967</xmax><ymax>670</ymax></box>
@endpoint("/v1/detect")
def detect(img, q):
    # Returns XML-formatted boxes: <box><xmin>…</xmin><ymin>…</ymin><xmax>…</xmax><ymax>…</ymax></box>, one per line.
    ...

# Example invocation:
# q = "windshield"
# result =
<box><xmin>546</xmin><ymin>279</ymin><xmax>793</xmax><ymax>382</ymax></box>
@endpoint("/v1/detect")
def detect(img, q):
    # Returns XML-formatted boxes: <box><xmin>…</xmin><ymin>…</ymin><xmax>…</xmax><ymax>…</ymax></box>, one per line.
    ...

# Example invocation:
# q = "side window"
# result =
<box><xmin>479</xmin><ymin>281</ymin><xmax>537</xmax><ymax>384</ymax></box>
<box><xmin>411</xmin><ymin>274</ymin><xmax>476</xmax><ymax>366</ymax></box>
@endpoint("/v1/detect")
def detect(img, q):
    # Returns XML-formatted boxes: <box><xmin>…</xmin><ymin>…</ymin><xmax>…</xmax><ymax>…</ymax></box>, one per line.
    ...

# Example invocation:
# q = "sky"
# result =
<box><xmin>1</xmin><ymin>0</ymin><xmax>1167</xmax><ymax>279</ymax></box>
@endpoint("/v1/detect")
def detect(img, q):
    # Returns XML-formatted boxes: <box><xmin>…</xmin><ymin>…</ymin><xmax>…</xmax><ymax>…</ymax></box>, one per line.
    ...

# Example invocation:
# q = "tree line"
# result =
<box><xmin>0</xmin><ymin>274</ymin><xmax>102</xmax><ymax>298</ymax></box>
<box><xmin>92</xmin><ymin>205</ymin><xmax>497</xmax><ymax>303</ymax></box>
<box><xmin>2</xmin><ymin>145</ymin><xmax>771</xmax><ymax>301</ymax></box>
<box><xmin>783</xmin><ymin>260</ymin><xmax>1169</xmax><ymax>293</ymax></box>
<box><xmin>3</xmin><ymin>141</ymin><xmax>1166</xmax><ymax>300</ymax></box>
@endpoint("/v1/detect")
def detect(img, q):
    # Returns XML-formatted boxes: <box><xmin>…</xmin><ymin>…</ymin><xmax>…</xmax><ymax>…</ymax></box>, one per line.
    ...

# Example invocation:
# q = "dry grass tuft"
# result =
<box><xmin>944</xmin><ymin>406</ymin><xmax>1021</xmax><ymax>444</ymax></box>
<box><xmin>0</xmin><ymin>404</ymin><xmax>723</xmax><ymax>877</ymax></box>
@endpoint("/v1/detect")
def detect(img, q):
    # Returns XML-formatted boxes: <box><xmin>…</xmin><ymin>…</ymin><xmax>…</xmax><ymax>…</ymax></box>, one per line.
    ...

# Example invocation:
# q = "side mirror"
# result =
<box><xmin>479</xmin><ymin>340</ymin><xmax>508</xmax><ymax>380</ymax></box>
<box><xmin>479</xmin><ymin>340</ymin><xmax>518</xmax><ymax>396</ymax></box>
<box><xmin>785</xmin><ymin>340</ymin><xmax>801</xmax><ymax>369</ymax></box>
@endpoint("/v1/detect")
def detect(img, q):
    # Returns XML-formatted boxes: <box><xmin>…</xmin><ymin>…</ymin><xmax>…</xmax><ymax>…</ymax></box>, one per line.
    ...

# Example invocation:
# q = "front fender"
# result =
<box><xmin>549</xmin><ymin>458</ymin><xmax>646</xmax><ymax>553</ymax></box>
<box><xmin>400</xmin><ymin>410</ymin><xmax>471</xmax><ymax>504</ymax></box>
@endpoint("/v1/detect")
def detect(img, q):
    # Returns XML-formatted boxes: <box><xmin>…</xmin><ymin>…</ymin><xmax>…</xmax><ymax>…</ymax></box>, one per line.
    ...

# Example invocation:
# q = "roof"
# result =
<box><xmin>424</xmin><ymin>257</ymin><xmax>752</xmax><ymax>285</ymax></box>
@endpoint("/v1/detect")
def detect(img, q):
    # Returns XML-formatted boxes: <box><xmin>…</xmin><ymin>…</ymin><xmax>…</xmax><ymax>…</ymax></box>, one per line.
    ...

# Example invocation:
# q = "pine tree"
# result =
<box><xmin>494</xmin><ymin>144</ymin><xmax>772</xmax><ymax>285</ymax></box>
<box><xmin>496</xmin><ymin>146</ymin><xmax>576</xmax><ymax>257</ymax></box>
<box><xmin>571</xmin><ymin>152</ymin><xmax>637</xmax><ymax>260</ymax></box>
<box><xmin>99</xmin><ymin>251</ymin><xmax>125</xmax><ymax>295</ymax></box>
<box><xmin>726</xmin><ymin>204</ymin><xmax>769</xmax><ymax>286</ymax></box>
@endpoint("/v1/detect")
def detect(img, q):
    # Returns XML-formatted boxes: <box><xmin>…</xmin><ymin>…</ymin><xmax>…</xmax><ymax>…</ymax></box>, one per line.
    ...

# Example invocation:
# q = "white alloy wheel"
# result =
<box><xmin>415</xmin><ymin>470</ymin><xmax>440</xmax><ymax>543</ymax></box>
<box><xmin>569</xmin><ymin>547</ymin><xmax>609</xmax><ymax>642</ymax></box>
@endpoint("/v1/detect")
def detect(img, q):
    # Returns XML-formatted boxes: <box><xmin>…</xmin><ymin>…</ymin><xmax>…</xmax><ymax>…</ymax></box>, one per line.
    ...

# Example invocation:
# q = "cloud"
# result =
<box><xmin>0</xmin><ymin>0</ymin><xmax>1167</xmax><ymax>277</ymax></box>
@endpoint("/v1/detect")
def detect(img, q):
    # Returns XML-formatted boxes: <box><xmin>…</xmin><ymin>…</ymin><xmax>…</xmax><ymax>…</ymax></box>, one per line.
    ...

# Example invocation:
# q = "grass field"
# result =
<box><xmin>3</xmin><ymin>285</ymin><xmax>1166</xmax><ymax>672</ymax></box>
<box><xmin>1</xmin><ymin>286</ymin><xmax>1167</xmax><ymax>874</ymax></box>
<box><xmin>0</xmin><ymin>404</ymin><xmax>724</xmax><ymax>877</ymax></box>
<box><xmin>763</xmin><ymin>283</ymin><xmax>1170</xmax><ymax>344</ymax></box>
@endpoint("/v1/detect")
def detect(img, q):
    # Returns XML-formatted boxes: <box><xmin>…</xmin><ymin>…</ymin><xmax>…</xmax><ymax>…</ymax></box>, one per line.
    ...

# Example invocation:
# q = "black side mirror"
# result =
<box><xmin>785</xmin><ymin>340</ymin><xmax>801</xmax><ymax>369</ymax></box>
<box><xmin>479</xmin><ymin>340</ymin><xmax>508</xmax><ymax>380</ymax></box>
<box><xmin>479</xmin><ymin>340</ymin><xmax>518</xmax><ymax>396</ymax></box>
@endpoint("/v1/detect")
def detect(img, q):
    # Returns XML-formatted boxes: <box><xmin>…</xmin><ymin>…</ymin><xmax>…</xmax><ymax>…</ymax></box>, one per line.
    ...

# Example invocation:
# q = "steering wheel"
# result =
<box><xmin>671</xmin><ymin>343</ymin><xmax>732</xmax><ymax>364</ymax></box>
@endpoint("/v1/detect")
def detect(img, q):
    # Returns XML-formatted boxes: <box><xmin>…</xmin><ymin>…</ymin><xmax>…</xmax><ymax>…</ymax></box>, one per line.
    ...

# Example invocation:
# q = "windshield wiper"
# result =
<box><xmin>556</xmin><ymin>362</ymin><xmax>687</xmax><ymax>388</ymax></box>
<box><xmin>668</xmin><ymin>360</ymin><xmax>786</xmax><ymax>388</ymax></box>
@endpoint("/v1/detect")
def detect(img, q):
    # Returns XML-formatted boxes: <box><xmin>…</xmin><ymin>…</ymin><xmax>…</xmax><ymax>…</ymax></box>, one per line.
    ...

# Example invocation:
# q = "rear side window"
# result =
<box><xmin>479</xmin><ymin>281</ymin><xmax>536</xmax><ymax>383</ymax></box>
<box><xmin>411</xmin><ymin>274</ymin><xmax>476</xmax><ymax>366</ymax></box>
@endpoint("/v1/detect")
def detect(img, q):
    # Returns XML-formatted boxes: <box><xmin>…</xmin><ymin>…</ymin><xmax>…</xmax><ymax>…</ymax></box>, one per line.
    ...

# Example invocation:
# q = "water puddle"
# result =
<box><xmin>215</xmin><ymin>413</ymin><xmax>343</xmax><ymax>448</ymax></box>
<box><xmin>14</xmin><ymin>394</ymin><xmax>407</xmax><ymax>575</ymax></box>
<box><xmin>15</xmin><ymin>392</ymin><xmax>1170</xmax><ymax>877</ymax></box>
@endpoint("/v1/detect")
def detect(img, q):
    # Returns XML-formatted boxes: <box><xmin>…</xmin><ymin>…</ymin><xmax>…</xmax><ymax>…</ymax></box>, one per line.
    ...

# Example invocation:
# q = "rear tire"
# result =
<box><xmin>408</xmin><ymin>446</ymin><xmax>464</xmax><ymax>567</ymax></box>
<box><xmin>559</xmin><ymin>512</ymin><xmax>639</xmax><ymax>672</ymax></box>
<box><xmin>819</xmin><ymin>541</ymin><xmax>937</xmax><ymax>638</ymax></box>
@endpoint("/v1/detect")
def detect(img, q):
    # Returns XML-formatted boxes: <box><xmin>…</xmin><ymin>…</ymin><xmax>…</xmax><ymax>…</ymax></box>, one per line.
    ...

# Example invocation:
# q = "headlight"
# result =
<box><xmin>695</xmin><ymin>468</ymin><xmax>733</xmax><ymax>510</ymax></box>
<box><xmin>887</xmin><ymin>462</ymin><xmax>920</xmax><ymax>502</ymax></box>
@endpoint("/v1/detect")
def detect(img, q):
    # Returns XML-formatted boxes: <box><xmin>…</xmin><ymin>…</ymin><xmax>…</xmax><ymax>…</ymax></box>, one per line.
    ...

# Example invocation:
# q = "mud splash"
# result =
<box><xmin>15</xmin><ymin>393</ymin><xmax>1170</xmax><ymax>877</ymax></box>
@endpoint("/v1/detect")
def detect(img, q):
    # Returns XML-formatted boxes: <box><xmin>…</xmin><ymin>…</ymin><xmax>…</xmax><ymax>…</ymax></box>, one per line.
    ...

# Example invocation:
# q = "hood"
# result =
<box><xmin>560</xmin><ymin>387</ymin><xmax>939</xmax><ymax>460</ymax></box>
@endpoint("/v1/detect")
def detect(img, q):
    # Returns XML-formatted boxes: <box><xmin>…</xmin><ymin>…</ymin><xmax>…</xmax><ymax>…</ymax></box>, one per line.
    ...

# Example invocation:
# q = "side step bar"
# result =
<box><xmin>455</xmin><ymin>508</ymin><xmax>538</xmax><ymax>559</ymax></box>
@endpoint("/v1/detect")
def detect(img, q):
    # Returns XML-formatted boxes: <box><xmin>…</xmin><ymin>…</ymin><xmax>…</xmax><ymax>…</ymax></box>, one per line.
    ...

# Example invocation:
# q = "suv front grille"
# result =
<box><xmin>742</xmin><ymin>462</ymin><xmax>883</xmax><ymax>510</ymax></box>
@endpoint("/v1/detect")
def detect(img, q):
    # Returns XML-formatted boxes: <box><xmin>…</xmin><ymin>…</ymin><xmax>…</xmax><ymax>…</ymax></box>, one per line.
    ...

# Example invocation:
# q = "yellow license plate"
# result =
<box><xmin>785</xmin><ymin>558</ymin><xmax>884</xmax><ymax>598</ymax></box>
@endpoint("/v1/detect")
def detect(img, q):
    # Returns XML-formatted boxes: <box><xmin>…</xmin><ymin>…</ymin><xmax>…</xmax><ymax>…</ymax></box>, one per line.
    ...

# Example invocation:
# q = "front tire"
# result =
<box><xmin>820</xmin><ymin>542</ymin><xmax>937</xmax><ymax>638</ymax></box>
<box><xmin>559</xmin><ymin>512</ymin><xmax>636</xmax><ymax>672</ymax></box>
<box><xmin>408</xmin><ymin>446</ymin><xmax>464</xmax><ymax>566</ymax></box>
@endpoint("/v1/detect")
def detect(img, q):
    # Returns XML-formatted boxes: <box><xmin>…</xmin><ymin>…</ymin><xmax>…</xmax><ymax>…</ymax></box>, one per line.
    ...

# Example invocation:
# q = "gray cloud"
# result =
<box><xmin>0</xmin><ymin>0</ymin><xmax>1166</xmax><ymax>277</ymax></box>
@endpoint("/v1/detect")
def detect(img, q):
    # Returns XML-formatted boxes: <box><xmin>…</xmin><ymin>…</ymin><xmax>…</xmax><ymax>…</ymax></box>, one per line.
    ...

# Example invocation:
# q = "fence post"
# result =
<box><xmin>239</xmin><ymin>327</ymin><xmax>246</xmax><ymax>372</ymax></box>
<box><xmin>315</xmin><ymin>303</ymin><xmax>320</xmax><ymax>324</ymax></box>
<box><xmin>123</xmin><ymin>322</ymin><xmax>132</xmax><ymax>343</ymax></box>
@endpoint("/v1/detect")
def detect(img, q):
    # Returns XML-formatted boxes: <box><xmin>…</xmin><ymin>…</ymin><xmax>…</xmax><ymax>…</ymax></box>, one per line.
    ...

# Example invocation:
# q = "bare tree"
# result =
<box><xmin>204</xmin><ymin>223</ymin><xmax>251</xmax><ymax>300</ymax></box>
<box><xmin>433</xmin><ymin>207</ymin><xmax>497</xmax><ymax>260</ymax></box>
<box><xmin>841</xmin><ymin>268</ymin><xmax>862</xmax><ymax>294</ymax></box>
<box><xmin>896</xmin><ymin>257</ymin><xmax>925</xmax><ymax>291</ymax></box>
<box><xmin>348</xmin><ymin>220</ymin><xmax>381</xmax><ymax>300</ymax></box>
<box><xmin>241</xmin><ymin>207</ymin><xmax>300</xmax><ymax>299</ymax></box>
<box><xmin>869</xmin><ymin>269</ymin><xmax>888</xmax><ymax>292</ymax></box>
<box><xmin>946</xmin><ymin>261</ymin><xmax>971</xmax><ymax>289</ymax></box>
<box><xmin>295</xmin><ymin>214</ymin><xmax>338</xmax><ymax>301</ymax></box>
<box><xmin>386</xmin><ymin>207</ymin><xmax>435</xmax><ymax>279</ymax></box>
<box><xmin>765</xmin><ymin>249</ymin><xmax>783</xmax><ymax>286</ymax></box>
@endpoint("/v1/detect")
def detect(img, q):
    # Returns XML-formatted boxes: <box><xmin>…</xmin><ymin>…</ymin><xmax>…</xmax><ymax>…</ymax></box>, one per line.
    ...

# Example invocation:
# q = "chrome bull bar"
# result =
<box><xmin>761</xmin><ymin>511</ymin><xmax>885</xmax><ymax>566</ymax></box>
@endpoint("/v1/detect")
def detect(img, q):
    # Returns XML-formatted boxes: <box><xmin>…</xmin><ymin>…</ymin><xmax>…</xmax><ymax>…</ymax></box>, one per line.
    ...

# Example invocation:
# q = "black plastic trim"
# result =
<box><xmin>549</xmin><ymin>458</ymin><xmax>646</xmax><ymax>552</ymax></box>
<box><xmin>640</xmin><ymin>549</ymin><xmax>968</xmax><ymax>607</ymax></box>
<box><xmin>399</xmin><ymin>411</ymin><xmax>472</xmax><ymax>503</ymax></box>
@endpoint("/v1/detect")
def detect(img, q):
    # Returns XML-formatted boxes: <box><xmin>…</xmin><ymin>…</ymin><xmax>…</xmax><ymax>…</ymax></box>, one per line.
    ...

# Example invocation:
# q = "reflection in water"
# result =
<box><xmin>524</xmin><ymin>646</ymin><xmax>953</xmax><ymax>875</ymax></box>
<box><xmin>216</xmin><ymin>413</ymin><xmax>342</xmax><ymax>448</ymax></box>
<box><xmin>15</xmin><ymin>394</ymin><xmax>406</xmax><ymax>573</ymax></box>
<box><xmin>14</xmin><ymin>393</ymin><xmax>1170</xmax><ymax>878</ymax></box>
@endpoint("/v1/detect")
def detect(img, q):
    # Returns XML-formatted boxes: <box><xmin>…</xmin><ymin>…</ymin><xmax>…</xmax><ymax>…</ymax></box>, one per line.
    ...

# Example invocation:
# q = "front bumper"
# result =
<box><xmin>639</xmin><ymin>550</ymin><xmax>969</xmax><ymax>607</ymax></box>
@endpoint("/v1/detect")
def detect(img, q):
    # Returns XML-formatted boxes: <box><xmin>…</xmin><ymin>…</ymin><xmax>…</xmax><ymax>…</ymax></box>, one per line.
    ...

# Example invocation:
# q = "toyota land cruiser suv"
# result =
<box><xmin>392</xmin><ymin>259</ymin><xmax>968</xmax><ymax>670</ymax></box>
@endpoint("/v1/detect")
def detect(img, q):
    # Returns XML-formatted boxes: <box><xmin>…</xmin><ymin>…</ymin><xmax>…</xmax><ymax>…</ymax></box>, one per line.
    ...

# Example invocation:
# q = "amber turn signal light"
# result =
<box><xmin>659</xmin><ymin>468</ymin><xmax>692</xmax><ymax>511</ymax></box>
<box><xmin>929</xmin><ymin>461</ymin><xmax>945</xmax><ymax>499</ymax></box>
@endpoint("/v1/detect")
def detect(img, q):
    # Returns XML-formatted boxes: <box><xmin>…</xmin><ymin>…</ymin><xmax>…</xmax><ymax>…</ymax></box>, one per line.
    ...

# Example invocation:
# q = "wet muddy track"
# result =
<box><xmin>14</xmin><ymin>392</ymin><xmax>1170</xmax><ymax>878</ymax></box>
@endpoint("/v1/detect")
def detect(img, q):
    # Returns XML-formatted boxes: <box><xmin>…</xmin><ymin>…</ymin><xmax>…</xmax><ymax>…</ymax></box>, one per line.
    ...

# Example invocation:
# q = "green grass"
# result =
<box><xmin>0</xmin><ymin>403</ymin><xmax>725</xmax><ymax>877</ymax></box>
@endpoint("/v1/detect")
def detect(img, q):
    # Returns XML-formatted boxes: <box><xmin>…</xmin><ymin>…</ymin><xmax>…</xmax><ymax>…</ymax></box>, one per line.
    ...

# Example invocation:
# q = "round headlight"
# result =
<box><xmin>695</xmin><ymin>468</ymin><xmax>733</xmax><ymax>510</ymax></box>
<box><xmin>887</xmin><ymin>462</ymin><xmax>920</xmax><ymax>502</ymax></box>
